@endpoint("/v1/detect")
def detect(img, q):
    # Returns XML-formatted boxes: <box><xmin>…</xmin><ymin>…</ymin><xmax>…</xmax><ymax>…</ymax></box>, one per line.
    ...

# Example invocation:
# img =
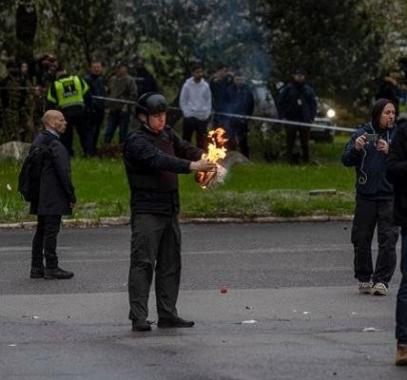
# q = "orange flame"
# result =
<box><xmin>195</xmin><ymin>128</ymin><xmax>228</xmax><ymax>188</ymax></box>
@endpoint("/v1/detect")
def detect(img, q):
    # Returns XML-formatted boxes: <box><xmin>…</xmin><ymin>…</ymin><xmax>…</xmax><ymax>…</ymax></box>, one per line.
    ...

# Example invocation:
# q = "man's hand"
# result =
<box><xmin>189</xmin><ymin>159</ymin><xmax>217</xmax><ymax>172</ymax></box>
<box><xmin>354</xmin><ymin>133</ymin><xmax>368</xmax><ymax>151</ymax></box>
<box><xmin>376</xmin><ymin>139</ymin><xmax>389</xmax><ymax>154</ymax></box>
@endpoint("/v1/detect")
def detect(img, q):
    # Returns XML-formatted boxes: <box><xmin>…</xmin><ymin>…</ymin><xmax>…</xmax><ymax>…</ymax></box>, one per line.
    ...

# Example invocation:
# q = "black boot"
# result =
<box><xmin>30</xmin><ymin>267</ymin><xmax>44</xmax><ymax>279</ymax></box>
<box><xmin>132</xmin><ymin>319</ymin><xmax>152</xmax><ymax>332</ymax></box>
<box><xmin>44</xmin><ymin>267</ymin><xmax>74</xmax><ymax>280</ymax></box>
<box><xmin>157</xmin><ymin>316</ymin><xmax>195</xmax><ymax>328</ymax></box>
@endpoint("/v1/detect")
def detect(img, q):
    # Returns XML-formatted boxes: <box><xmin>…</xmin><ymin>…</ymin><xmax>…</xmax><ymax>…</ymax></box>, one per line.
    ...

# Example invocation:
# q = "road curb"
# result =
<box><xmin>0</xmin><ymin>215</ymin><xmax>353</xmax><ymax>229</ymax></box>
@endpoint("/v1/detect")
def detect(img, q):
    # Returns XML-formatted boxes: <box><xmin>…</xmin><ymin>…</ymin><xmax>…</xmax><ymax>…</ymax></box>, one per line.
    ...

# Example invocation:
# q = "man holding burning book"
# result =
<box><xmin>123</xmin><ymin>92</ymin><xmax>216</xmax><ymax>332</ymax></box>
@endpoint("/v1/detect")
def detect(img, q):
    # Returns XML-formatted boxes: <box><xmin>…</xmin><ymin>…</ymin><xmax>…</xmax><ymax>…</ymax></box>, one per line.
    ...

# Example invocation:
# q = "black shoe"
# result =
<box><xmin>30</xmin><ymin>267</ymin><xmax>44</xmax><ymax>279</ymax></box>
<box><xmin>157</xmin><ymin>316</ymin><xmax>195</xmax><ymax>328</ymax></box>
<box><xmin>132</xmin><ymin>319</ymin><xmax>152</xmax><ymax>332</ymax></box>
<box><xmin>44</xmin><ymin>267</ymin><xmax>74</xmax><ymax>280</ymax></box>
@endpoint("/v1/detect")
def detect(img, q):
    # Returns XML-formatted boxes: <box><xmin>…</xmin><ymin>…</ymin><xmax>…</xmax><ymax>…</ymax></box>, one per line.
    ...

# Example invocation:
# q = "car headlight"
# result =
<box><xmin>326</xmin><ymin>108</ymin><xmax>336</xmax><ymax>118</ymax></box>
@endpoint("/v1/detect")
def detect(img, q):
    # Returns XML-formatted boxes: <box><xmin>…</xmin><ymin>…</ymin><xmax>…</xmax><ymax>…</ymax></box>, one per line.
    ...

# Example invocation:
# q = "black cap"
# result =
<box><xmin>136</xmin><ymin>92</ymin><xmax>168</xmax><ymax>116</ymax></box>
<box><xmin>293</xmin><ymin>67</ymin><xmax>306</xmax><ymax>75</ymax></box>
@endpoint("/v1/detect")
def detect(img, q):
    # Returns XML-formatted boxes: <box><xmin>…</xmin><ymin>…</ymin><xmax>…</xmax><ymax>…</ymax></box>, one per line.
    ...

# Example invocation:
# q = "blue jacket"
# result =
<box><xmin>341</xmin><ymin>123</ymin><xmax>396</xmax><ymax>199</ymax></box>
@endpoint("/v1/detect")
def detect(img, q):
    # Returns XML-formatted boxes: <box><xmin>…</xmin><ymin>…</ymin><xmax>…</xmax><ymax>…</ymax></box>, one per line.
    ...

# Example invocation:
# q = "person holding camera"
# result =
<box><xmin>342</xmin><ymin>98</ymin><xmax>398</xmax><ymax>296</ymax></box>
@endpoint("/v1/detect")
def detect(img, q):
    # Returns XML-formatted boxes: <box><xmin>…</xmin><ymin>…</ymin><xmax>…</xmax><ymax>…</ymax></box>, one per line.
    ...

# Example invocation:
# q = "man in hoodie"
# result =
<box><xmin>342</xmin><ymin>98</ymin><xmax>398</xmax><ymax>296</ymax></box>
<box><xmin>179</xmin><ymin>63</ymin><xmax>212</xmax><ymax>149</ymax></box>
<box><xmin>277</xmin><ymin>68</ymin><xmax>317</xmax><ymax>164</ymax></box>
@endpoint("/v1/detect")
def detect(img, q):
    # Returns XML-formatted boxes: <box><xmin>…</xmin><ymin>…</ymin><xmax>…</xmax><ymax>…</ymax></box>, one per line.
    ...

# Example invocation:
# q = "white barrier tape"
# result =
<box><xmin>92</xmin><ymin>95</ymin><xmax>357</xmax><ymax>134</ymax></box>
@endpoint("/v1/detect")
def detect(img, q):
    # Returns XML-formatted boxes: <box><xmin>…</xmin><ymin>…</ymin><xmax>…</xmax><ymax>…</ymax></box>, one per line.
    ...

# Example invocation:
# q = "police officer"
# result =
<box><xmin>47</xmin><ymin>66</ymin><xmax>91</xmax><ymax>156</ymax></box>
<box><xmin>123</xmin><ymin>92</ymin><xmax>216</xmax><ymax>331</ymax></box>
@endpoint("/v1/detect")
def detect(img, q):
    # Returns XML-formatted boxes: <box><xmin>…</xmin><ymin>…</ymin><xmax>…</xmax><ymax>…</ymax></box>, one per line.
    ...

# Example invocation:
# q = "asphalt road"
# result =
<box><xmin>0</xmin><ymin>222</ymin><xmax>405</xmax><ymax>380</ymax></box>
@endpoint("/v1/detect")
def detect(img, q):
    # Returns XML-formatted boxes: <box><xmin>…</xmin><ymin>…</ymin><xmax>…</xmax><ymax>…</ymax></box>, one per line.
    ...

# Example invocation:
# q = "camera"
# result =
<box><xmin>365</xmin><ymin>133</ymin><xmax>379</xmax><ymax>143</ymax></box>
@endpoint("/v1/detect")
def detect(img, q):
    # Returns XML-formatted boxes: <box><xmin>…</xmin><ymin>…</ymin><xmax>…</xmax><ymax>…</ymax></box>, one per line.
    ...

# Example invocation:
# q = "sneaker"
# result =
<box><xmin>132</xmin><ymin>319</ymin><xmax>152</xmax><ymax>332</ymax></box>
<box><xmin>30</xmin><ymin>267</ymin><xmax>44</xmax><ymax>279</ymax></box>
<box><xmin>371</xmin><ymin>282</ymin><xmax>388</xmax><ymax>296</ymax></box>
<box><xmin>396</xmin><ymin>344</ymin><xmax>407</xmax><ymax>366</ymax></box>
<box><xmin>358</xmin><ymin>282</ymin><xmax>372</xmax><ymax>294</ymax></box>
<box><xmin>44</xmin><ymin>267</ymin><xmax>74</xmax><ymax>280</ymax></box>
<box><xmin>157</xmin><ymin>316</ymin><xmax>195</xmax><ymax>328</ymax></box>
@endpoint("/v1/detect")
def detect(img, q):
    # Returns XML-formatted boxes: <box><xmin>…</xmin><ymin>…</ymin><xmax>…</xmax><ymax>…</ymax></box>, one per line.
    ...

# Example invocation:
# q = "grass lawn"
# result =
<box><xmin>0</xmin><ymin>135</ymin><xmax>356</xmax><ymax>223</ymax></box>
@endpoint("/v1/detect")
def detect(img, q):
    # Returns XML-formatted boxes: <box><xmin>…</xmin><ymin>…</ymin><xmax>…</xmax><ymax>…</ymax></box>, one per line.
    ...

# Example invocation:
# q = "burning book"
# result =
<box><xmin>195</xmin><ymin>128</ymin><xmax>228</xmax><ymax>189</ymax></box>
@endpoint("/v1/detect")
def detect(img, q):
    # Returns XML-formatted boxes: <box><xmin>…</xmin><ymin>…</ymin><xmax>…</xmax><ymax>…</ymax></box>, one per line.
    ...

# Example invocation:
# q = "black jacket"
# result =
<box><xmin>386</xmin><ymin>122</ymin><xmax>407</xmax><ymax>226</ymax></box>
<box><xmin>132</xmin><ymin>68</ymin><xmax>158</xmax><ymax>97</ymax></box>
<box><xmin>277</xmin><ymin>82</ymin><xmax>317</xmax><ymax>122</ymax></box>
<box><xmin>30</xmin><ymin>130</ymin><xmax>76</xmax><ymax>215</ymax></box>
<box><xmin>123</xmin><ymin>124</ymin><xmax>203</xmax><ymax>215</ymax></box>
<box><xmin>226</xmin><ymin>83</ymin><xmax>254</xmax><ymax>118</ymax></box>
<box><xmin>84</xmin><ymin>73</ymin><xmax>106</xmax><ymax>113</ymax></box>
<box><xmin>342</xmin><ymin>122</ymin><xmax>395</xmax><ymax>200</ymax></box>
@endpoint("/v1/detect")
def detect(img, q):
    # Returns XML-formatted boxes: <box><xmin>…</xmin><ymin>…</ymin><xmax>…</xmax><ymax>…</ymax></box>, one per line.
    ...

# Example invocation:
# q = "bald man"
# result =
<box><xmin>29</xmin><ymin>110</ymin><xmax>75</xmax><ymax>280</ymax></box>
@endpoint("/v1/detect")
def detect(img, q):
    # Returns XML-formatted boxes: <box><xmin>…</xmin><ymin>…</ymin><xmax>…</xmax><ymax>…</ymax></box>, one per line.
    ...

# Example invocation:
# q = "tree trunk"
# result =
<box><xmin>15</xmin><ymin>0</ymin><xmax>37</xmax><ymax>64</ymax></box>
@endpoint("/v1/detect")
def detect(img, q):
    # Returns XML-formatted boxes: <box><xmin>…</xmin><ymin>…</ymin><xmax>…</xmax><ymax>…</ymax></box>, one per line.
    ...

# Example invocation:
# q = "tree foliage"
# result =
<box><xmin>262</xmin><ymin>0</ymin><xmax>383</xmax><ymax>108</ymax></box>
<box><xmin>0</xmin><ymin>0</ymin><xmax>407</xmax><ymax>112</ymax></box>
<box><xmin>132</xmin><ymin>0</ymin><xmax>268</xmax><ymax>87</ymax></box>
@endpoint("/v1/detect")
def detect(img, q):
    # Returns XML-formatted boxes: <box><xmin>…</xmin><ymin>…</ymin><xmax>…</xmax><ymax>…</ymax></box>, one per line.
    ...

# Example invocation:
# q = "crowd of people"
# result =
<box><xmin>0</xmin><ymin>55</ymin><xmax>157</xmax><ymax>155</ymax></box>
<box><xmin>6</xmin><ymin>51</ymin><xmax>407</xmax><ymax>365</ymax></box>
<box><xmin>0</xmin><ymin>53</ymin><xmax>323</xmax><ymax>162</ymax></box>
<box><xmin>20</xmin><ymin>89</ymin><xmax>407</xmax><ymax>365</ymax></box>
<box><xmin>0</xmin><ymin>56</ymin><xmax>261</xmax><ymax>158</ymax></box>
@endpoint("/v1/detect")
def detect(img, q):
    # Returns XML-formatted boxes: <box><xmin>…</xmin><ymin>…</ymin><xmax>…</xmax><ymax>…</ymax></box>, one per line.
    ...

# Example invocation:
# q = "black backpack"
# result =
<box><xmin>18</xmin><ymin>143</ymin><xmax>52</xmax><ymax>202</ymax></box>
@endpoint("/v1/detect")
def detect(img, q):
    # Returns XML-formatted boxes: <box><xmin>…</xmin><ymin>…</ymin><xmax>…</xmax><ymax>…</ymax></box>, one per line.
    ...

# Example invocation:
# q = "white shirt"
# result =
<box><xmin>179</xmin><ymin>77</ymin><xmax>212</xmax><ymax>120</ymax></box>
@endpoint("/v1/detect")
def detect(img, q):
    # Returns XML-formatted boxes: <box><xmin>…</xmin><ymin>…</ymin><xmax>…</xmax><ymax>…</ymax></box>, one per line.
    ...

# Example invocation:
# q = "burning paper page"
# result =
<box><xmin>195</xmin><ymin>128</ymin><xmax>228</xmax><ymax>189</ymax></box>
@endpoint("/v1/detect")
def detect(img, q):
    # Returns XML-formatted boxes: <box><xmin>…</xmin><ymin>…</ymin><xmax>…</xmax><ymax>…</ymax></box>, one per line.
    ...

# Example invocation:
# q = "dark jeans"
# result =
<box><xmin>104</xmin><ymin>110</ymin><xmax>130</xmax><ymax>144</ymax></box>
<box><xmin>285</xmin><ymin>125</ymin><xmax>310</xmax><ymax>163</ymax></box>
<box><xmin>128</xmin><ymin>213</ymin><xmax>181</xmax><ymax>321</ymax></box>
<box><xmin>397</xmin><ymin>228</ymin><xmax>407</xmax><ymax>344</ymax></box>
<box><xmin>88</xmin><ymin>110</ymin><xmax>105</xmax><ymax>154</ymax></box>
<box><xmin>31</xmin><ymin>215</ymin><xmax>62</xmax><ymax>269</ymax></box>
<box><xmin>61</xmin><ymin>113</ymin><xmax>93</xmax><ymax>157</ymax></box>
<box><xmin>351</xmin><ymin>197</ymin><xmax>398</xmax><ymax>284</ymax></box>
<box><xmin>182</xmin><ymin>117</ymin><xmax>208</xmax><ymax>149</ymax></box>
<box><xmin>226</xmin><ymin>120</ymin><xmax>250</xmax><ymax>158</ymax></box>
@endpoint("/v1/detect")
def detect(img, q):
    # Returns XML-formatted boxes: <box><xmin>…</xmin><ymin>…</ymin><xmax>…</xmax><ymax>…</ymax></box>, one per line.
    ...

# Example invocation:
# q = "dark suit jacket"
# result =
<box><xmin>30</xmin><ymin>130</ymin><xmax>76</xmax><ymax>215</ymax></box>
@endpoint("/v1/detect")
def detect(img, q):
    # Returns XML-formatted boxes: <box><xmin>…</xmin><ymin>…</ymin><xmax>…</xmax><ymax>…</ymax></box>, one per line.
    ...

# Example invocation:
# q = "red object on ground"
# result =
<box><xmin>220</xmin><ymin>287</ymin><xmax>228</xmax><ymax>294</ymax></box>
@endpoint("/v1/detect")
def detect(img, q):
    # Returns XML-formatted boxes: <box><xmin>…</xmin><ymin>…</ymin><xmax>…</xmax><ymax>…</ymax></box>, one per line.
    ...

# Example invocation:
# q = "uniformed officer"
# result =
<box><xmin>47</xmin><ymin>66</ymin><xmax>91</xmax><ymax>156</ymax></box>
<box><xmin>123</xmin><ymin>92</ymin><xmax>216</xmax><ymax>331</ymax></box>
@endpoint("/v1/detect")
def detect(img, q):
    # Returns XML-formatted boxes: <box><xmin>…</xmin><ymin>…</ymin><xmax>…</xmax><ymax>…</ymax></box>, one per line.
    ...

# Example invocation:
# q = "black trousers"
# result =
<box><xmin>351</xmin><ymin>197</ymin><xmax>398</xmax><ymax>284</ymax></box>
<box><xmin>182</xmin><ymin>117</ymin><xmax>208</xmax><ymax>149</ymax></box>
<box><xmin>227</xmin><ymin>120</ymin><xmax>250</xmax><ymax>158</ymax></box>
<box><xmin>285</xmin><ymin>125</ymin><xmax>310</xmax><ymax>163</ymax></box>
<box><xmin>128</xmin><ymin>213</ymin><xmax>181</xmax><ymax>321</ymax></box>
<box><xmin>31</xmin><ymin>215</ymin><xmax>62</xmax><ymax>269</ymax></box>
<box><xmin>88</xmin><ymin>110</ymin><xmax>105</xmax><ymax>155</ymax></box>
<box><xmin>61</xmin><ymin>113</ymin><xmax>93</xmax><ymax>156</ymax></box>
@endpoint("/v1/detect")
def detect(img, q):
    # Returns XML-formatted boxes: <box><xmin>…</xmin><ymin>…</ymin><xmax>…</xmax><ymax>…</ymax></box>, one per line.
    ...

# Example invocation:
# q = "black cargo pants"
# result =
<box><xmin>351</xmin><ymin>197</ymin><xmax>398</xmax><ymax>285</ymax></box>
<box><xmin>128</xmin><ymin>213</ymin><xmax>181</xmax><ymax>321</ymax></box>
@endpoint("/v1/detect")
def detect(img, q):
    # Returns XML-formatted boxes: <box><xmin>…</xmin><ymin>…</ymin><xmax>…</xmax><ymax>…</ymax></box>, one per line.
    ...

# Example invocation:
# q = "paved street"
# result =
<box><xmin>0</xmin><ymin>222</ymin><xmax>406</xmax><ymax>379</ymax></box>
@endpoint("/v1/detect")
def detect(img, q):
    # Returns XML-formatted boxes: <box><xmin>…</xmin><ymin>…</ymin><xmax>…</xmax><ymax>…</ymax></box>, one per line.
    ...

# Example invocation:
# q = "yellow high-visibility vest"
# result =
<box><xmin>47</xmin><ymin>76</ymin><xmax>89</xmax><ymax>109</ymax></box>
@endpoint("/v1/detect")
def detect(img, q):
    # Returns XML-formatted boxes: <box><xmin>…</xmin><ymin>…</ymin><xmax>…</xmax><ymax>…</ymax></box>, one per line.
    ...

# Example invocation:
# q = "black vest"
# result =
<box><xmin>124</xmin><ymin>126</ymin><xmax>181</xmax><ymax>215</ymax></box>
